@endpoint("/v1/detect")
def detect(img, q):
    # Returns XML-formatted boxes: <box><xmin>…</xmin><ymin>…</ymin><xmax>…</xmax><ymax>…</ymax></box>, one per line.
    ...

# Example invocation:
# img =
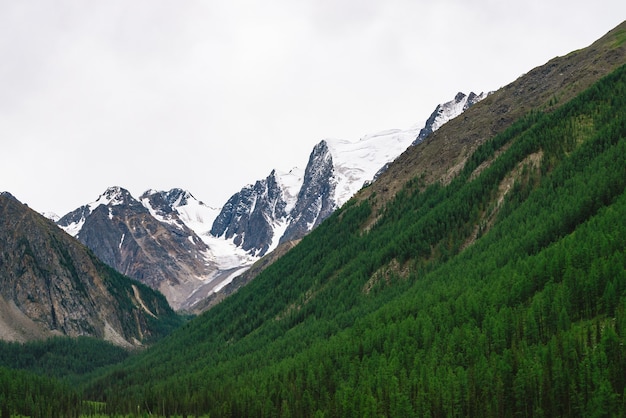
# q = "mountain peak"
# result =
<box><xmin>454</xmin><ymin>91</ymin><xmax>467</xmax><ymax>102</ymax></box>
<box><xmin>0</xmin><ymin>191</ymin><xmax>19</xmax><ymax>202</ymax></box>
<box><xmin>97</xmin><ymin>186</ymin><xmax>135</xmax><ymax>206</ymax></box>
<box><xmin>414</xmin><ymin>91</ymin><xmax>487</xmax><ymax>144</ymax></box>
<box><xmin>140</xmin><ymin>188</ymin><xmax>196</xmax><ymax>212</ymax></box>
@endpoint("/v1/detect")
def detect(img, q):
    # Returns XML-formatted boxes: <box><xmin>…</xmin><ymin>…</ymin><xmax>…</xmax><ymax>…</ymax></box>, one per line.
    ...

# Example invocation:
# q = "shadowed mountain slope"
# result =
<box><xmin>0</xmin><ymin>192</ymin><xmax>182</xmax><ymax>347</ymax></box>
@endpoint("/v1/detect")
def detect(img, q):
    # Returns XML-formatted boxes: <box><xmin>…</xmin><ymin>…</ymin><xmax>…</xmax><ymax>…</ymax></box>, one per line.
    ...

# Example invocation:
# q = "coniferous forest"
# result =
<box><xmin>2</xmin><ymin>51</ymin><xmax>626</xmax><ymax>418</ymax></box>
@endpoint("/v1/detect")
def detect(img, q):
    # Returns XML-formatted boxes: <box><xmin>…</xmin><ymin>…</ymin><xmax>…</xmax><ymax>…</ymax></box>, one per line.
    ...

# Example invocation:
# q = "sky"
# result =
<box><xmin>1</xmin><ymin>1</ymin><xmax>625</xmax><ymax>216</ymax></box>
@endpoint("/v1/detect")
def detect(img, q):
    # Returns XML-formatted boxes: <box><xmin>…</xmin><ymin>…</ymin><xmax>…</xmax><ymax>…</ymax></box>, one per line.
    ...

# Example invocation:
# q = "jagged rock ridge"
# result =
<box><xmin>414</xmin><ymin>91</ymin><xmax>487</xmax><ymax>145</ymax></box>
<box><xmin>51</xmin><ymin>92</ymin><xmax>483</xmax><ymax>312</ymax></box>
<box><xmin>57</xmin><ymin>187</ymin><xmax>254</xmax><ymax>312</ymax></box>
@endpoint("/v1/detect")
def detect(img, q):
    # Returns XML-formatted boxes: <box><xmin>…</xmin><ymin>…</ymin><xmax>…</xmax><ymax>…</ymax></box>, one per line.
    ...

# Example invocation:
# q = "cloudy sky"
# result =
<box><xmin>2</xmin><ymin>1</ymin><xmax>625</xmax><ymax>215</ymax></box>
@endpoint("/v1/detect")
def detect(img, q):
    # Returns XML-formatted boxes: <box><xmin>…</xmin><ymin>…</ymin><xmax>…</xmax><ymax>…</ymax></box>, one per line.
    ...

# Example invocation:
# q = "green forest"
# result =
<box><xmin>2</xmin><ymin>64</ymin><xmax>626</xmax><ymax>417</ymax></box>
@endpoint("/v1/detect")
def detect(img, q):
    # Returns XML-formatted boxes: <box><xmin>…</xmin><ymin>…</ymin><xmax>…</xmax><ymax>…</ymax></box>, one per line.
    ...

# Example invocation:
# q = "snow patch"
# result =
<box><xmin>61</xmin><ymin>218</ymin><xmax>86</xmax><ymax>237</ymax></box>
<box><xmin>326</xmin><ymin>125</ymin><xmax>420</xmax><ymax>207</ymax></box>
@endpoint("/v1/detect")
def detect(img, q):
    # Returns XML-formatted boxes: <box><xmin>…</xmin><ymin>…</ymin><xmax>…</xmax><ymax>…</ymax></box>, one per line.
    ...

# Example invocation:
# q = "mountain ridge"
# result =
<box><xmin>53</xmin><ymin>91</ymin><xmax>483</xmax><ymax>311</ymax></box>
<box><xmin>209</xmin><ymin>91</ymin><xmax>485</xmax><ymax>257</ymax></box>
<box><xmin>79</xmin><ymin>21</ymin><xmax>626</xmax><ymax>416</ymax></box>
<box><xmin>357</xmin><ymin>21</ymin><xmax>626</xmax><ymax>217</ymax></box>
<box><xmin>0</xmin><ymin>192</ymin><xmax>181</xmax><ymax>347</ymax></box>
<box><xmin>3</xmin><ymin>19</ymin><xmax>626</xmax><ymax>418</ymax></box>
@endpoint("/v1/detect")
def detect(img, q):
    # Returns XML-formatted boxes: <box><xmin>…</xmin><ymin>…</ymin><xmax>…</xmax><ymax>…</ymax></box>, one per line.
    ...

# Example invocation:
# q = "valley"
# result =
<box><xmin>0</xmin><ymin>20</ymin><xmax>625</xmax><ymax>418</ymax></box>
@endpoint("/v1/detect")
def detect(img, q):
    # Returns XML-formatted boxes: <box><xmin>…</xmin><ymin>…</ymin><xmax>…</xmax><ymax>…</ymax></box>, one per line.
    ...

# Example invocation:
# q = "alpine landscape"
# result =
<box><xmin>1</xmin><ymin>14</ymin><xmax>626</xmax><ymax>418</ymax></box>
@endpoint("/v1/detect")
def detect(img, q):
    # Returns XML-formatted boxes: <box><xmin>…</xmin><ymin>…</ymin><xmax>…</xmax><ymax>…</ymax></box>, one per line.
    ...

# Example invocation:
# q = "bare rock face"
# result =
<box><xmin>211</xmin><ymin>170</ymin><xmax>288</xmax><ymax>257</ymax></box>
<box><xmin>280</xmin><ymin>140</ymin><xmax>337</xmax><ymax>244</ymax></box>
<box><xmin>414</xmin><ymin>92</ymin><xmax>487</xmax><ymax>145</ymax></box>
<box><xmin>58</xmin><ymin>187</ymin><xmax>217</xmax><ymax>310</ymax></box>
<box><xmin>0</xmin><ymin>192</ymin><xmax>180</xmax><ymax>347</ymax></box>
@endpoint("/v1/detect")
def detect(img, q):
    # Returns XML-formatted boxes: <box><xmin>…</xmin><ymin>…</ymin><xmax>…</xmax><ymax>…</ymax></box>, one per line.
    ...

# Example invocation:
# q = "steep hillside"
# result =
<box><xmin>53</xmin><ymin>91</ymin><xmax>483</xmax><ymax>313</ymax></box>
<box><xmin>358</xmin><ymin>21</ymin><xmax>626</xmax><ymax>218</ymax></box>
<box><xmin>83</xmin><ymin>26</ymin><xmax>626</xmax><ymax>417</ymax></box>
<box><xmin>0</xmin><ymin>192</ymin><xmax>182</xmax><ymax>347</ymax></box>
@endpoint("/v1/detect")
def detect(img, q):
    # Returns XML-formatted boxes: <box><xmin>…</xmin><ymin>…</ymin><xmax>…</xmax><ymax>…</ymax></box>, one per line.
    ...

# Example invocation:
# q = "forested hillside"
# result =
<box><xmin>79</xmin><ymin>61</ymin><xmax>626</xmax><ymax>417</ymax></box>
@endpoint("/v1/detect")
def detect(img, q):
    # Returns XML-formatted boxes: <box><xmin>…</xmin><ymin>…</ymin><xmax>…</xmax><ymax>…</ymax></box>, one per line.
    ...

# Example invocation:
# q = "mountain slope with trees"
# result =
<box><xmin>1</xmin><ymin>21</ymin><xmax>625</xmax><ymax>418</ymax></box>
<box><xmin>81</xmin><ymin>29</ymin><xmax>626</xmax><ymax>416</ymax></box>
<box><xmin>0</xmin><ymin>192</ymin><xmax>182</xmax><ymax>347</ymax></box>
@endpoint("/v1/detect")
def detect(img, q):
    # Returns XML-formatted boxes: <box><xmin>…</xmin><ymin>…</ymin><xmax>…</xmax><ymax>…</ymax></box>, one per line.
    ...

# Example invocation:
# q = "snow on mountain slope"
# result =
<box><xmin>50</xmin><ymin>91</ymin><xmax>484</xmax><ymax>311</ymax></box>
<box><xmin>58</xmin><ymin>186</ymin><xmax>140</xmax><ymax>237</ymax></box>
<box><xmin>210</xmin><ymin>91</ymin><xmax>485</xmax><ymax>258</ymax></box>
<box><xmin>139</xmin><ymin>189</ymin><xmax>256</xmax><ymax>269</ymax></box>
<box><xmin>326</xmin><ymin>126</ymin><xmax>422</xmax><ymax>207</ymax></box>
<box><xmin>275</xmin><ymin>167</ymin><xmax>304</xmax><ymax>213</ymax></box>
<box><xmin>414</xmin><ymin>91</ymin><xmax>486</xmax><ymax>144</ymax></box>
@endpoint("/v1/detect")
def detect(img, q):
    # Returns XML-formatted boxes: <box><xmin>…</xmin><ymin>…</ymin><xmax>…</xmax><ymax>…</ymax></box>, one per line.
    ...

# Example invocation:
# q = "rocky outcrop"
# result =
<box><xmin>210</xmin><ymin>170</ymin><xmax>288</xmax><ymax>256</ymax></box>
<box><xmin>280</xmin><ymin>140</ymin><xmax>337</xmax><ymax>244</ymax></box>
<box><xmin>414</xmin><ymin>92</ymin><xmax>486</xmax><ymax>144</ymax></box>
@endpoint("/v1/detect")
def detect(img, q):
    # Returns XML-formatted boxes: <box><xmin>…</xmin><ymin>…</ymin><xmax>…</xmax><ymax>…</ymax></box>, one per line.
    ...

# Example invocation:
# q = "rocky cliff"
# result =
<box><xmin>0</xmin><ymin>192</ymin><xmax>180</xmax><ymax>346</ymax></box>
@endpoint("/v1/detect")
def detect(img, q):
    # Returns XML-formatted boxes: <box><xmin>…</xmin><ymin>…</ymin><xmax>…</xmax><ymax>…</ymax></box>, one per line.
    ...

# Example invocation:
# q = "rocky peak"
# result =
<box><xmin>139</xmin><ymin>188</ymin><xmax>193</xmax><ymax>218</ymax></box>
<box><xmin>97</xmin><ymin>186</ymin><xmax>138</xmax><ymax>207</ymax></box>
<box><xmin>156</xmin><ymin>188</ymin><xmax>193</xmax><ymax>207</ymax></box>
<box><xmin>280</xmin><ymin>140</ymin><xmax>336</xmax><ymax>244</ymax></box>
<box><xmin>210</xmin><ymin>170</ymin><xmax>289</xmax><ymax>256</ymax></box>
<box><xmin>57</xmin><ymin>187</ymin><xmax>217</xmax><ymax>310</ymax></box>
<box><xmin>414</xmin><ymin>91</ymin><xmax>487</xmax><ymax>144</ymax></box>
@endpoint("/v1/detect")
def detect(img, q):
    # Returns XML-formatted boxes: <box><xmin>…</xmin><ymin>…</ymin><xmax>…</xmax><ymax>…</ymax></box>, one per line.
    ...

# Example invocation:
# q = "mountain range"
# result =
<box><xmin>79</xmin><ymin>21</ymin><xmax>626</xmax><ymax>416</ymax></box>
<box><xmin>1</xmin><ymin>19</ymin><xmax>625</xmax><ymax>418</ymax></box>
<box><xmin>53</xmin><ymin>91</ymin><xmax>485</xmax><ymax>312</ymax></box>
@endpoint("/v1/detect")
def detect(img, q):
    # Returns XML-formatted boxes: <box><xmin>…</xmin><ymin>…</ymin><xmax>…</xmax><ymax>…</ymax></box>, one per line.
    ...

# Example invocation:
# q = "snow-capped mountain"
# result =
<box><xmin>210</xmin><ymin>170</ymin><xmax>290</xmax><ymax>257</ymax></box>
<box><xmin>53</xmin><ymin>91</ymin><xmax>484</xmax><ymax>312</ymax></box>
<box><xmin>57</xmin><ymin>187</ymin><xmax>254</xmax><ymax>311</ymax></box>
<box><xmin>210</xmin><ymin>92</ymin><xmax>485</xmax><ymax>257</ymax></box>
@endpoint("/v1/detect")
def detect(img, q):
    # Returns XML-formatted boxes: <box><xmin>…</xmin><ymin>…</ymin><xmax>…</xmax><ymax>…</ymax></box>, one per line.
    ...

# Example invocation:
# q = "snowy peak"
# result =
<box><xmin>57</xmin><ymin>186</ymin><xmax>143</xmax><ymax>237</ymax></box>
<box><xmin>97</xmin><ymin>186</ymin><xmax>138</xmax><ymax>207</ymax></box>
<box><xmin>140</xmin><ymin>188</ymin><xmax>219</xmax><ymax>236</ymax></box>
<box><xmin>209</xmin><ymin>91</ymin><xmax>484</xmax><ymax>258</ymax></box>
<box><xmin>210</xmin><ymin>170</ymin><xmax>289</xmax><ymax>257</ymax></box>
<box><xmin>414</xmin><ymin>91</ymin><xmax>487</xmax><ymax>144</ymax></box>
<box><xmin>144</xmin><ymin>188</ymin><xmax>195</xmax><ymax>209</ymax></box>
<box><xmin>140</xmin><ymin>188</ymin><xmax>191</xmax><ymax>225</ymax></box>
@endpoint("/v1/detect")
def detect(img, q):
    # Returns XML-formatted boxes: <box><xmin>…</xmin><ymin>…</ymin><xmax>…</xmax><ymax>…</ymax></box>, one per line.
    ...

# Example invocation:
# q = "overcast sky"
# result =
<box><xmin>2</xmin><ymin>1</ymin><xmax>625</xmax><ymax>215</ymax></box>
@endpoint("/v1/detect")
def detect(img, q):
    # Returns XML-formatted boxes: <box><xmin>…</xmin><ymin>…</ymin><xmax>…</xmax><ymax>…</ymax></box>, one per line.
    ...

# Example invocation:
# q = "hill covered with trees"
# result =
<box><xmin>82</xmin><ymin>59</ymin><xmax>626</xmax><ymax>416</ymax></box>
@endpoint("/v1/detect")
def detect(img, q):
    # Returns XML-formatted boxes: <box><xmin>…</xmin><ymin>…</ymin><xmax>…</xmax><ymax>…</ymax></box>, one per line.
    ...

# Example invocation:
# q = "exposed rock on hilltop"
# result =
<box><xmin>414</xmin><ymin>91</ymin><xmax>487</xmax><ymax>144</ymax></box>
<box><xmin>211</xmin><ymin>170</ymin><xmax>288</xmax><ymax>256</ymax></box>
<box><xmin>280</xmin><ymin>140</ymin><xmax>337</xmax><ymax>244</ymax></box>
